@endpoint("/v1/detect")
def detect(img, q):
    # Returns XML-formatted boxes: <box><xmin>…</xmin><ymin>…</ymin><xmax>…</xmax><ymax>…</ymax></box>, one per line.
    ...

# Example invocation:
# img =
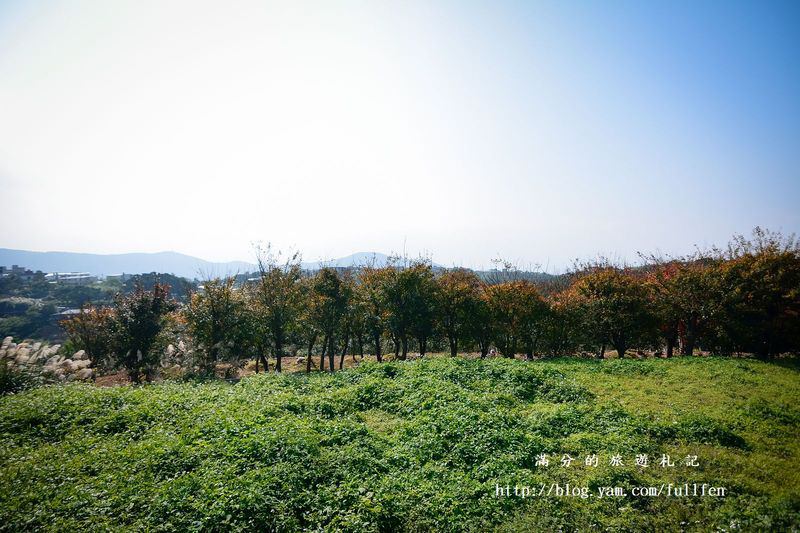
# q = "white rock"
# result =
<box><xmin>73</xmin><ymin>359</ymin><xmax>91</xmax><ymax>370</ymax></box>
<box><xmin>1</xmin><ymin>336</ymin><xmax>12</xmax><ymax>349</ymax></box>
<box><xmin>75</xmin><ymin>368</ymin><xmax>94</xmax><ymax>381</ymax></box>
<box><xmin>14</xmin><ymin>347</ymin><xmax>31</xmax><ymax>363</ymax></box>
<box><xmin>59</xmin><ymin>359</ymin><xmax>77</xmax><ymax>372</ymax></box>
<box><xmin>73</xmin><ymin>350</ymin><xmax>87</xmax><ymax>361</ymax></box>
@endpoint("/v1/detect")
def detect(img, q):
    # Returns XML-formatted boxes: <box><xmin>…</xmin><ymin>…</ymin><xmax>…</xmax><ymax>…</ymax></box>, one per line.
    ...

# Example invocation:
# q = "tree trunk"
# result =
<box><xmin>756</xmin><ymin>331</ymin><xmax>772</xmax><ymax>360</ymax></box>
<box><xmin>597</xmin><ymin>343</ymin><xmax>606</xmax><ymax>359</ymax></box>
<box><xmin>339</xmin><ymin>335</ymin><xmax>349</xmax><ymax>370</ymax></box>
<box><xmin>612</xmin><ymin>334</ymin><xmax>626</xmax><ymax>358</ymax></box>
<box><xmin>418</xmin><ymin>336</ymin><xmax>427</xmax><ymax>357</ymax></box>
<box><xmin>681</xmin><ymin>318</ymin><xmax>697</xmax><ymax>356</ymax></box>
<box><xmin>449</xmin><ymin>335</ymin><xmax>457</xmax><ymax>357</ymax></box>
<box><xmin>666</xmin><ymin>336</ymin><xmax>675</xmax><ymax>358</ymax></box>
<box><xmin>401</xmin><ymin>336</ymin><xmax>408</xmax><ymax>360</ymax></box>
<box><xmin>320</xmin><ymin>335</ymin><xmax>328</xmax><ymax>372</ymax></box>
<box><xmin>374</xmin><ymin>333</ymin><xmax>383</xmax><ymax>362</ymax></box>
<box><xmin>328</xmin><ymin>336</ymin><xmax>335</xmax><ymax>372</ymax></box>
<box><xmin>275</xmin><ymin>341</ymin><xmax>282</xmax><ymax>372</ymax></box>
<box><xmin>680</xmin><ymin>335</ymin><xmax>695</xmax><ymax>356</ymax></box>
<box><xmin>306</xmin><ymin>335</ymin><xmax>315</xmax><ymax>373</ymax></box>
<box><xmin>505</xmin><ymin>337</ymin><xmax>516</xmax><ymax>358</ymax></box>
<box><xmin>479</xmin><ymin>338</ymin><xmax>489</xmax><ymax>358</ymax></box>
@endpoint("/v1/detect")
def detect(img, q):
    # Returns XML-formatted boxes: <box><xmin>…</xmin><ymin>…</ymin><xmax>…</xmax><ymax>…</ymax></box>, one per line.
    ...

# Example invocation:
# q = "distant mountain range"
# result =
<box><xmin>0</xmin><ymin>248</ymin><xmax>556</xmax><ymax>282</ymax></box>
<box><xmin>0</xmin><ymin>249</ymin><xmax>402</xmax><ymax>279</ymax></box>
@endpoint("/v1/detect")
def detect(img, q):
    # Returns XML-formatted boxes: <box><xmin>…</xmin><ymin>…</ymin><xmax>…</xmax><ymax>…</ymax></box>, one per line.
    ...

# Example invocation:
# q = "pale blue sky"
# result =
<box><xmin>0</xmin><ymin>0</ymin><xmax>797</xmax><ymax>271</ymax></box>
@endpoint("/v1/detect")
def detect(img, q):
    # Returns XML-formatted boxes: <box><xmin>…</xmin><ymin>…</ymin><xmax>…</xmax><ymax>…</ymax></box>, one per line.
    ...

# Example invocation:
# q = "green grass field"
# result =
<box><xmin>1</xmin><ymin>356</ymin><xmax>798</xmax><ymax>531</ymax></box>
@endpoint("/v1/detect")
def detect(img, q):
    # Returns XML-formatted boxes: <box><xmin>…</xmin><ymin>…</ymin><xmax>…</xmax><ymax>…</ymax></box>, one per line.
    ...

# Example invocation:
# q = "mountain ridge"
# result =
<box><xmin>0</xmin><ymin>248</ymin><xmax>552</xmax><ymax>281</ymax></box>
<box><xmin>0</xmin><ymin>248</ymin><xmax>414</xmax><ymax>279</ymax></box>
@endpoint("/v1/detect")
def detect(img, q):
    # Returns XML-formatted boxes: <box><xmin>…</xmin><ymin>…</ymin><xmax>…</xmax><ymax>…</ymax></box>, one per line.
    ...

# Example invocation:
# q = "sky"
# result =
<box><xmin>1</xmin><ymin>0</ymin><xmax>798</xmax><ymax>272</ymax></box>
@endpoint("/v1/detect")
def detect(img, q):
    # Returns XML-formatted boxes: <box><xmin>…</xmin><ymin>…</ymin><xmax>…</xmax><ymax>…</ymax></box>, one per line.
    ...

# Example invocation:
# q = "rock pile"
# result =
<box><xmin>0</xmin><ymin>336</ymin><xmax>95</xmax><ymax>382</ymax></box>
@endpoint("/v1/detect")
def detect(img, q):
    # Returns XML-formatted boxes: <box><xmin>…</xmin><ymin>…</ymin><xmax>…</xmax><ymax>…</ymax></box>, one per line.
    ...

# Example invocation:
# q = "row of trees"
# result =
<box><xmin>63</xmin><ymin>229</ymin><xmax>800</xmax><ymax>381</ymax></box>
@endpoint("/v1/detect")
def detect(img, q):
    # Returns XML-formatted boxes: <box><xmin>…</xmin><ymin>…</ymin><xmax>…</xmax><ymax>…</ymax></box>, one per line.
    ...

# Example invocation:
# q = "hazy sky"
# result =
<box><xmin>1</xmin><ymin>0</ymin><xmax>798</xmax><ymax>271</ymax></box>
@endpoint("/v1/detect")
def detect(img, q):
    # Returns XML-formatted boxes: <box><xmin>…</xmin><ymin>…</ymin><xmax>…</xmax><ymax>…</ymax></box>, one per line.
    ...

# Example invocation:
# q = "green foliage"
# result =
<box><xmin>0</xmin><ymin>300</ymin><xmax>57</xmax><ymax>340</ymax></box>
<box><xmin>486</xmin><ymin>281</ymin><xmax>549</xmax><ymax>359</ymax></box>
<box><xmin>60</xmin><ymin>303</ymin><xmax>116</xmax><ymax>364</ymax></box>
<box><xmin>184</xmin><ymin>278</ymin><xmax>248</xmax><ymax>374</ymax></box>
<box><xmin>0</xmin><ymin>357</ymin><xmax>797</xmax><ymax>531</ymax></box>
<box><xmin>0</xmin><ymin>359</ymin><xmax>41</xmax><ymax>395</ymax></box>
<box><xmin>308</xmin><ymin>267</ymin><xmax>353</xmax><ymax>371</ymax></box>
<box><xmin>249</xmin><ymin>247</ymin><xmax>304</xmax><ymax>372</ymax></box>
<box><xmin>436</xmin><ymin>269</ymin><xmax>483</xmax><ymax>357</ymax></box>
<box><xmin>381</xmin><ymin>259</ymin><xmax>437</xmax><ymax>358</ymax></box>
<box><xmin>124</xmin><ymin>273</ymin><xmax>194</xmax><ymax>302</ymax></box>
<box><xmin>573</xmin><ymin>267</ymin><xmax>658</xmax><ymax>357</ymax></box>
<box><xmin>711</xmin><ymin>229</ymin><xmax>800</xmax><ymax>357</ymax></box>
<box><xmin>111</xmin><ymin>283</ymin><xmax>178</xmax><ymax>383</ymax></box>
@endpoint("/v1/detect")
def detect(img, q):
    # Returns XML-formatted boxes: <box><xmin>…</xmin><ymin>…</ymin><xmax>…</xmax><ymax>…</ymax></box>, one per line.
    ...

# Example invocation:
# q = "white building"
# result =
<box><xmin>45</xmin><ymin>272</ymin><xmax>97</xmax><ymax>285</ymax></box>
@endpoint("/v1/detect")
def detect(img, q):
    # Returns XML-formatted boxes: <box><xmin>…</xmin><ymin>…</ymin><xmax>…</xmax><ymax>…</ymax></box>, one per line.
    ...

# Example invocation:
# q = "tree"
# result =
<box><xmin>125</xmin><ymin>273</ymin><xmax>195</xmax><ymax>302</ymax></box>
<box><xmin>407</xmin><ymin>262</ymin><xmax>437</xmax><ymax>357</ymax></box>
<box><xmin>60</xmin><ymin>303</ymin><xmax>115</xmax><ymax>364</ymax></box>
<box><xmin>645</xmin><ymin>259</ymin><xmax>717</xmax><ymax>356</ymax></box>
<box><xmin>296</xmin><ymin>276</ymin><xmax>319</xmax><ymax>373</ymax></box>
<box><xmin>541</xmin><ymin>289</ymin><xmax>583</xmax><ymax>357</ymax></box>
<box><xmin>337</xmin><ymin>273</ymin><xmax>357</xmax><ymax>370</ymax></box>
<box><xmin>436</xmin><ymin>269</ymin><xmax>483</xmax><ymax>357</ymax></box>
<box><xmin>309</xmin><ymin>267</ymin><xmax>351</xmax><ymax>372</ymax></box>
<box><xmin>348</xmin><ymin>287</ymin><xmax>368</xmax><ymax>363</ymax></box>
<box><xmin>112</xmin><ymin>282</ymin><xmax>177</xmax><ymax>383</ymax></box>
<box><xmin>382</xmin><ymin>266</ymin><xmax>410</xmax><ymax>359</ymax></box>
<box><xmin>252</xmin><ymin>247</ymin><xmax>304</xmax><ymax>372</ymax></box>
<box><xmin>357</xmin><ymin>266</ymin><xmax>390</xmax><ymax>362</ymax></box>
<box><xmin>382</xmin><ymin>259</ymin><xmax>436</xmax><ymax>358</ymax></box>
<box><xmin>471</xmin><ymin>289</ymin><xmax>494</xmax><ymax>358</ymax></box>
<box><xmin>518</xmin><ymin>285</ymin><xmax>550</xmax><ymax>359</ymax></box>
<box><xmin>486</xmin><ymin>280</ymin><xmax>545</xmax><ymax>359</ymax></box>
<box><xmin>573</xmin><ymin>267</ymin><xmax>656</xmax><ymax>358</ymax></box>
<box><xmin>713</xmin><ymin>228</ymin><xmax>800</xmax><ymax>358</ymax></box>
<box><xmin>184</xmin><ymin>277</ymin><xmax>247</xmax><ymax>375</ymax></box>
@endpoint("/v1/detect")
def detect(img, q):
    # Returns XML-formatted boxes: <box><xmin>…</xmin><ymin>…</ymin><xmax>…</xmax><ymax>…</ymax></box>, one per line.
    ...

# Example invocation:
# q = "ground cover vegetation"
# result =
<box><xmin>0</xmin><ymin>357</ymin><xmax>798</xmax><ymax>531</ymax></box>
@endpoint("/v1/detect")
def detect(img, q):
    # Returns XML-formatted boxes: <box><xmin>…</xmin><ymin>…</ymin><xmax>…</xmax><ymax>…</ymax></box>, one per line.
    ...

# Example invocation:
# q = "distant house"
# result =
<box><xmin>45</xmin><ymin>272</ymin><xmax>97</xmax><ymax>285</ymax></box>
<box><xmin>0</xmin><ymin>265</ymin><xmax>44</xmax><ymax>283</ymax></box>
